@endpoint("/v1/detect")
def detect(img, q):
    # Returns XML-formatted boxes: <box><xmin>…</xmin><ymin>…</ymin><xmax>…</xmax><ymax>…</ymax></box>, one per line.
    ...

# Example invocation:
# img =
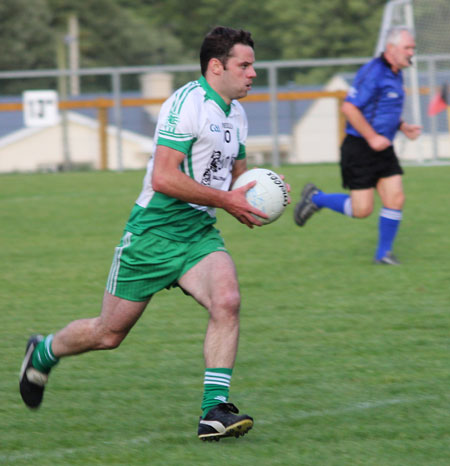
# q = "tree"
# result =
<box><xmin>0</xmin><ymin>0</ymin><xmax>390</xmax><ymax>92</ymax></box>
<box><xmin>0</xmin><ymin>0</ymin><xmax>55</xmax><ymax>70</ymax></box>
<box><xmin>44</xmin><ymin>0</ymin><xmax>188</xmax><ymax>90</ymax></box>
<box><xmin>264</xmin><ymin>0</ymin><xmax>385</xmax><ymax>59</ymax></box>
<box><xmin>0</xmin><ymin>0</ymin><xmax>55</xmax><ymax>93</ymax></box>
<box><xmin>141</xmin><ymin>0</ymin><xmax>283</xmax><ymax>61</ymax></box>
<box><xmin>47</xmin><ymin>0</ymin><xmax>186</xmax><ymax>68</ymax></box>
<box><xmin>142</xmin><ymin>0</ymin><xmax>386</xmax><ymax>84</ymax></box>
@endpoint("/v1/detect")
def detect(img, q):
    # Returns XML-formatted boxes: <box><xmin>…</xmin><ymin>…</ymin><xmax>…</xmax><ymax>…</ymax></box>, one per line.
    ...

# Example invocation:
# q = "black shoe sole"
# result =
<box><xmin>199</xmin><ymin>418</ymin><xmax>253</xmax><ymax>441</ymax></box>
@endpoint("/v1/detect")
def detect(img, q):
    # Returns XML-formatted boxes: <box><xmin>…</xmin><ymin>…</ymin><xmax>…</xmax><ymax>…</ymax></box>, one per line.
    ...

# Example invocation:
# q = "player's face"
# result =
<box><xmin>391</xmin><ymin>31</ymin><xmax>416</xmax><ymax>70</ymax></box>
<box><xmin>220</xmin><ymin>44</ymin><xmax>257</xmax><ymax>103</ymax></box>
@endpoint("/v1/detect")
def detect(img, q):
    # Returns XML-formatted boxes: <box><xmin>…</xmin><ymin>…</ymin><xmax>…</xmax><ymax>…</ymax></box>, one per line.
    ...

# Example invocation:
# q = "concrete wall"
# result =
<box><xmin>291</xmin><ymin>76</ymin><xmax>348</xmax><ymax>164</ymax></box>
<box><xmin>140</xmin><ymin>72</ymin><xmax>173</xmax><ymax>121</ymax></box>
<box><xmin>0</xmin><ymin>112</ymin><xmax>152</xmax><ymax>173</ymax></box>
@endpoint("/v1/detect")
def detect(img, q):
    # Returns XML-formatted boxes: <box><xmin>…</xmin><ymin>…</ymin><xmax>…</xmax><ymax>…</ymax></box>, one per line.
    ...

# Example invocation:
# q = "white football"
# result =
<box><xmin>232</xmin><ymin>168</ymin><xmax>288</xmax><ymax>224</ymax></box>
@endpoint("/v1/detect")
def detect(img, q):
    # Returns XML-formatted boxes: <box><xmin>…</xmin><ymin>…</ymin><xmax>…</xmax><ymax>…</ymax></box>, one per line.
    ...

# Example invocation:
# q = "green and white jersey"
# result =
<box><xmin>125</xmin><ymin>76</ymin><xmax>248</xmax><ymax>241</ymax></box>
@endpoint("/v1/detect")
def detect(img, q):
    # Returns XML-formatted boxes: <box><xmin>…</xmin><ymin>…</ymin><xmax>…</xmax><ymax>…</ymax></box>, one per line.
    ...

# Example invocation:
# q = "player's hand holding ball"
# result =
<box><xmin>232</xmin><ymin>168</ymin><xmax>290</xmax><ymax>225</ymax></box>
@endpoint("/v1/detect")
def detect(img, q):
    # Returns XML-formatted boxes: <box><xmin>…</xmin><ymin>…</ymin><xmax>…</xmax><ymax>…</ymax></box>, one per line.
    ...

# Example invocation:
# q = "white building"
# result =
<box><xmin>0</xmin><ymin>112</ymin><xmax>152</xmax><ymax>172</ymax></box>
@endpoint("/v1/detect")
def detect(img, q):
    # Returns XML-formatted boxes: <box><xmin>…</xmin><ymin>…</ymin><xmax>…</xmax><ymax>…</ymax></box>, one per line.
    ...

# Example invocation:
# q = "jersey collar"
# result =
<box><xmin>380</xmin><ymin>53</ymin><xmax>401</xmax><ymax>75</ymax></box>
<box><xmin>199</xmin><ymin>75</ymin><xmax>232</xmax><ymax>116</ymax></box>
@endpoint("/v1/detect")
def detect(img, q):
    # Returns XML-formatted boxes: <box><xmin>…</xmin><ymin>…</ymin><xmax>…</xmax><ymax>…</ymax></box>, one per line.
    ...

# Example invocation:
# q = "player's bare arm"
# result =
<box><xmin>399</xmin><ymin>121</ymin><xmax>422</xmax><ymax>140</ymax></box>
<box><xmin>152</xmin><ymin>145</ymin><xmax>266</xmax><ymax>227</ymax></box>
<box><xmin>341</xmin><ymin>101</ymin><xmax>391</xmax><ymax>151</ymax></box>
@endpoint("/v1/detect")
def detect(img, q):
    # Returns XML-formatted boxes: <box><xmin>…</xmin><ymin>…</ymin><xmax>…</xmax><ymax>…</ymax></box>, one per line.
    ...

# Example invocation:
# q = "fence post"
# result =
<box><xmin>268</xmin><ymin>64</ymin><xmax>280</xmax><ymax>167</ymax></box>
<box><xmin>56</xmin><ymin>34</ymin><xmax>72</xmax><ymax>170</ymax></box>
<box><xmin>98</xmin><ymin>102</ymin><xmax>108</xmax><ymax>170</ymax></box>
<box><xmin>112</xmin><ymin>71</ymin><xmax>123</xmax><ymax>172</ymax></box>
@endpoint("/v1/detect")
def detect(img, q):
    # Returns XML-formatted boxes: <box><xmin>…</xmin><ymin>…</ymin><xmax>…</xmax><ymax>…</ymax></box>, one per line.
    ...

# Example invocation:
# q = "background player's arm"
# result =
<box><xmin>151</xmin><ymin>144</ymin><xmax>266</xmax><ymax>227</ymax></box>
<box><xmin>341</xmin><ymin>101</ymin><xmax>391</xmax><ymax>151</ymax></box>
<box><xmin>399</xmin><ymin>121</ymin><xmax>422</xmax><ymax>140</ymax></box>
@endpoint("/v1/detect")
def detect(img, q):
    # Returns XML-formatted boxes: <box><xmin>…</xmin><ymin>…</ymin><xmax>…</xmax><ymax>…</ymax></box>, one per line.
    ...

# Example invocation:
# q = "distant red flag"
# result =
<box><xmin>428</xmin><ymin>84</ymin><xmax>448</xmax><ymax>116</ymax></box>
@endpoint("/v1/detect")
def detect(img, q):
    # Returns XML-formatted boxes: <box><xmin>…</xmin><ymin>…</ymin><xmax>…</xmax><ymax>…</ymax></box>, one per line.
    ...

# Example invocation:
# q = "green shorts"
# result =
<box><xmin>106</xmin><ymin>227</ymin><xmax>228</xmax><ymax>302</ymax></box>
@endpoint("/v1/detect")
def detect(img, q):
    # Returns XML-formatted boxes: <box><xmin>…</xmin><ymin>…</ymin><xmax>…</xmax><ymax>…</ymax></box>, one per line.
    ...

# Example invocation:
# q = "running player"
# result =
<box><xmin>20</xmin><ymin>26</ymin><xmax>265</xmax><ymax>441</ymax></box>
<box><xmin>294</xmin><ymin>27</ymin><xmax>421</xmax><ymax>265</ymax></box>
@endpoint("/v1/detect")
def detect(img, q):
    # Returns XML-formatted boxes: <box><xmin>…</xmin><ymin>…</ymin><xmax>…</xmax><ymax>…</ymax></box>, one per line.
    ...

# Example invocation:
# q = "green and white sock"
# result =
<box><xmin>32</xmin><ymin>334</ymin><xmax>59</xmax><ymax>374</ymax></box>
<box><xmin>201</xmin><ymin>368</ymin><xmax>232</xmax><ymax>418</ymax></box>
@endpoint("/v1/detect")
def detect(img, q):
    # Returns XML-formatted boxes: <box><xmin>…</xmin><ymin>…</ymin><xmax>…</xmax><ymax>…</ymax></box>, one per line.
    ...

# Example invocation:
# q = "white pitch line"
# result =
<box><xmin>290</xmin><ymin>395</ymin><xmax>439</xmax><ymax>419</ymax></box>
<box><xmin>0</xmin><ymin>395</ymin><xmax>439</xmax><ymax>463</ymax></box>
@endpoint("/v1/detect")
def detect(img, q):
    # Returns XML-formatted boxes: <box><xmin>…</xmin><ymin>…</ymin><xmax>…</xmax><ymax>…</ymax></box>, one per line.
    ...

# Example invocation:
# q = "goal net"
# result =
<box><xmin>413</xmin><ymin>0</ymin><xmax>450</xmax><ymax>161</ymax></box>
<box><xmin>413</xmin><ymin>0</ymin><xmax>450</xmax><ymax>56</ymax></box>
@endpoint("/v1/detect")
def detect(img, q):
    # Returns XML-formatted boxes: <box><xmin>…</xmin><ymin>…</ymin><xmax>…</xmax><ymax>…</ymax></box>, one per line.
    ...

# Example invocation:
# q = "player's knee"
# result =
<box><xmin>383</xmin><ymin>191</ymin><xmax>405</xmax><ymax>210</ymax></box>
<box><xmin>352</xmin><ymin>204</ymin><xmax>373</xmax><ymax>218</ymax></box>
<box><xmin>223</xmin><ymin>292</ymin><xmax>241</xmax><ymax>317</ymax></box>
<box><xmin>213</xmin><ymin>290</ymin><xmax>241</xmax><ymax>320</ymax></box>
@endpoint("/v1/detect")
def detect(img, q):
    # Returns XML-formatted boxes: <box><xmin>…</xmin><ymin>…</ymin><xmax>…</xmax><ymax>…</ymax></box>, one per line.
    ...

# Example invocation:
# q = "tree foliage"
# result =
<box><xmin>139</xmin><ymin>0</ymin><xmax>385</xmax><ymax>61</ymax></box>
<box><xmin>114</xmin><ymin>0</ymin><xmax>386</xmax><ymax>84</ymax></box>
<box><xmin>0</xmin><ymin>0</ymin><xmax>388</xmax><ymax>87</ymax></box>
<box><xmin>47</xmin><ymin>0</ymin><xmax>186</xmax><ymax>67</ymax></box>
<box><xmin>0</xmin><ymin>0</ymin><xmax>55</xmax><ymax>70</ymax></box>
<box><xmin>264</xmin><ymin>0</ymin><xmax>385</xmax><ymax>59</ymax></box>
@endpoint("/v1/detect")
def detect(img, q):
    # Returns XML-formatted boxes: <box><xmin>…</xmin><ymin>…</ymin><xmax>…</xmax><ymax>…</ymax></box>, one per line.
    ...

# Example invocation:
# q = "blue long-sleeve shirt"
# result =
<box><xmin>345</xmin><ymin>54</ymin><xmax>404</xmax><ymax>142</ymax></box>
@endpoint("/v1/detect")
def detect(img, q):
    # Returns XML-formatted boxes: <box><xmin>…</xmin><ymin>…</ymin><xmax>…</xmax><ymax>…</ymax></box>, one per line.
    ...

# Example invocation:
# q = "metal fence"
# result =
<box><xmin>1</xmin><ymin>54</ymin><xmax>449</xmax><ymax>171</ymax></box>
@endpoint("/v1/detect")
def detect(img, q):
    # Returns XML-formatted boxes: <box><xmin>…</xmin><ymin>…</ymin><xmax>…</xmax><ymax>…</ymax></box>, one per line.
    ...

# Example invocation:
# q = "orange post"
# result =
<box><xmin>98</xmin><ymin>106</ymin><xmax>108</xmax><ymax>170</ymax></box>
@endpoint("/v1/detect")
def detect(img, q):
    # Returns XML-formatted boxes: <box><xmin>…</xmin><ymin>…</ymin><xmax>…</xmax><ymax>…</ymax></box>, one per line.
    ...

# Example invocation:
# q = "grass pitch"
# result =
<box><xmin>1</xmin><ymin>164</ymin><xmax>449</xmax><ymax>465</ymax></box>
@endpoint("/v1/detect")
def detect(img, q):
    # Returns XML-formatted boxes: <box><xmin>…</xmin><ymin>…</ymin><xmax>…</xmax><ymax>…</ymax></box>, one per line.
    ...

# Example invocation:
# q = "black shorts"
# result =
<box><xmin>340</xmin><ymin>135</ymin><xmax>404</xmax><ymax>190</ymax></box>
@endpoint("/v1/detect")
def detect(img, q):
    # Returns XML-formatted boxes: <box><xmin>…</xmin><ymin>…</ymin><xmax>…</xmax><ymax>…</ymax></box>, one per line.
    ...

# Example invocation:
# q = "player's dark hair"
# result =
<box><xmin>200</xmin><ymin>26</ymin><xmax>254</xmax><ymax>76</ymax></box>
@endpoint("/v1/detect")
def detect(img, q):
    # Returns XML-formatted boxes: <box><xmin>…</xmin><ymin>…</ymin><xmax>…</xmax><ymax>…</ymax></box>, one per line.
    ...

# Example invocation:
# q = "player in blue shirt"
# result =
<box><xmin>294</xmin><ymin>27</ymin><xmax>421</xmax><ymax>264</ymax></box>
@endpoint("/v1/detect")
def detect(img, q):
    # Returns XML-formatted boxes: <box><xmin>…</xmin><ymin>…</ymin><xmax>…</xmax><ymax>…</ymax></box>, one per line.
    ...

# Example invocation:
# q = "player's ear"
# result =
<box><xmin>385</xmin><ymin>42</ymin><xmax>395</xmax><ymax>55</ymax></box>
<box><xmin>209</xmin><ymin>58</ymin><xmax>224</xmax><ymax>76</ymax></box>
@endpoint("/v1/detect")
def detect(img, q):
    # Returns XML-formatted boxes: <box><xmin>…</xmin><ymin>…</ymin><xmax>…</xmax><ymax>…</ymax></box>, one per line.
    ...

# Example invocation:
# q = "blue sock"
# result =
<box><xmin>376</xmin><ymin>208</ymin><xmax>402</xmax><ymax>260</ymax></box>
<box><xmin>312</xmin><ymin>191</ymin><xmax>353</xmax><ymax>217</ymax></box>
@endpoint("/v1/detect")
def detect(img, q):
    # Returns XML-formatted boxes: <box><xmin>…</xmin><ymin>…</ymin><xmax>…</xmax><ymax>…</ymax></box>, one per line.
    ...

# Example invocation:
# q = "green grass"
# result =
<box><xmin>1</xmin><ymin>165</ymin><xmax>449</xmax><ymax>465</ymax></box>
